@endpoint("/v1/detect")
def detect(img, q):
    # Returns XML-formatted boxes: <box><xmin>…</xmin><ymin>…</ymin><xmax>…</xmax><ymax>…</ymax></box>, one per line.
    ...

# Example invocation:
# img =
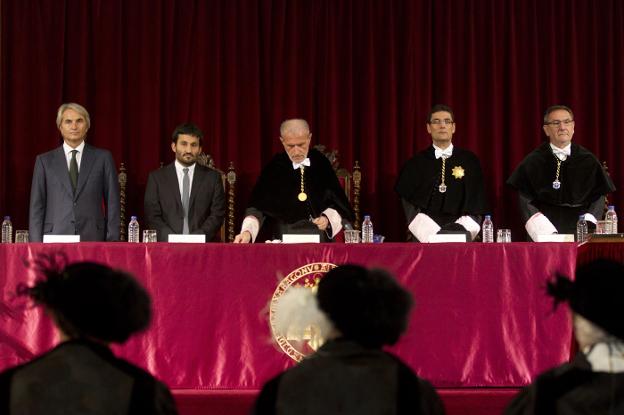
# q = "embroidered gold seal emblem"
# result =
<box><xmin>451</xmin><ymin>165</ymin><xmax>465</xmax><ymax>179</ymax></box>
<box><xmin>269</xmin><ymin>262</ymin><xmax>337</xmax><ymax>361</ymax></box>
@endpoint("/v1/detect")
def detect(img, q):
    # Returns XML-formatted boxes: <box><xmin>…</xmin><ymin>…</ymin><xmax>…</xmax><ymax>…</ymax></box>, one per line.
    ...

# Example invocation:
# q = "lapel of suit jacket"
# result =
<box><xmin>166</xmin><ymin>163</ymin><xmax>184</xmax><ymax>212</ymax></box>
<box><xmin>188</xmin><ymin>164</ymin><xmax>204</xmax><ymax>213</ymax></box>
<box><xmin>53</xmin><ymin>146</ymin><xmax>74</xmax><ymax>197</ymax></box>
<box><xmin>75</xmin><ymin>144</ymin><xmax>96</xmax><ymax>200</ymax></box>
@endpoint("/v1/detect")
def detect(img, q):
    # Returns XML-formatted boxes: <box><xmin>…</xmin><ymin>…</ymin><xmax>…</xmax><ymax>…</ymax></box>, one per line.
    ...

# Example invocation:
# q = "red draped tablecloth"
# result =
<box><xmin>0</xmin><ymin>242</ymin><xmax>576</xmax><ymax>389</ymax></box>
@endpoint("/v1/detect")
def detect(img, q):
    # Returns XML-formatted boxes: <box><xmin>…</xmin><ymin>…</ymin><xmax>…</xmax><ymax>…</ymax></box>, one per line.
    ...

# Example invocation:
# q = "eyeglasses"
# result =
<box><xmin>545</xmin><ymin>119</ymin><xmax>574</xmax><ymax>127</ymax></box>
<box><xmin>429</xmin><ymin>119</ymin><xmax>454</xmax><ymax>125</ymax></box>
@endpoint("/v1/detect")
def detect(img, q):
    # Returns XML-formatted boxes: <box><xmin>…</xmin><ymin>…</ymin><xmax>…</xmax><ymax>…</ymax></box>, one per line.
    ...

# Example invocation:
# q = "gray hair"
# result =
<box><xmin>280</xmin><ymin>119</ymin><xmax>310</xmax><ymax>136</ymax></box>
<box><xmin>56</xmin><ymin>102</ymin><xmax>91</xmax><ymax>130</ymax></box>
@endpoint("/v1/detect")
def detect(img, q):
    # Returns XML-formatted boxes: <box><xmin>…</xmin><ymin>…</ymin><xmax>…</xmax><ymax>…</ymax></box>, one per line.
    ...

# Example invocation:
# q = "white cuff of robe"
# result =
<box><xmin>241</xmin><ymin>216</ymin><xmax>260</xmax><ymax>243</ymax></box>
<box><xmin>526</xmin><ymin>212</ymin><xmax>558</xmax><ymax>242</ymax></box>
<box><xmin>455</xmin><ymin>216</ymin><xmax>480</xmax><ymax>241</ymax></box>
<box><xmin>322</xmin><ymin>208</ymin><xmax>342</xmax><ymax>238</ymax></box>
<box><xmin>409</xmin><ymin>213</ymin><xmax>441</xmax><ymax>243</ymax></box>
<box><xmin>583</xmin><ymin>213</ymin><xmax>598</xmax><ymax>225</ymax></box>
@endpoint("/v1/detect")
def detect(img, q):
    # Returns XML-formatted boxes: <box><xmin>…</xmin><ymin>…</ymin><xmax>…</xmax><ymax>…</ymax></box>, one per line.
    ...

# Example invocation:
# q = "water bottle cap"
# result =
<box><xmin>3</xmin><ymin>216</ymin><xmax>9</xmax><ymax>220</ymax></box>
<box><xmin>608</xmin><ymin>205</ymin><xmax>615</xmax><ymax>210</ymax></box>
<box><xmin>364</xmin><ymin>215</ymin><xmax>371</xmax><ymax>219</ymax></box>
<box><xmin>579</xmin><ymin>215</ymin><xmax>584</xmax><ymax>219</ymax></box>
<box><xmin>485</xmin><ymin>215</ymin><xmax>491</xmax><ymax>219</ymax></box>
<box><xmin>131</xmin><ymin>216</ymin><xmax>137</xmax><ymax>220</ymax></box>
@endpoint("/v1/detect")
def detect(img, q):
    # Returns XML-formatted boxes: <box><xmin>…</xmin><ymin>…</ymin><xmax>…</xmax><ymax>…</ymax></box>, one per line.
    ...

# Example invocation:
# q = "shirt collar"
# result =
<box><xmin>433</xmin><ymin>143</ymin><xmax>453</xmax><ymax>159</ymax></box>
<box><xmin>63</xmin><ymin>141</ymin><xmax>85</xmax><ymax>155</ymax></box>
<box><xmin>584</xmin><ymin>342</ymin><xmax>624</xmax><ymax>373</ymax></box>
<box><xmin>175</xmin><ymin>160</ymin><xmax>196</xmax><ymax>173</ymax></box>
<box><xmin>550</xmin><ymin>143</ymin><xmax>571</xmax><ymax>160</ymax></box>
<box><xmin>292</xmin><ymin>157</ymin><xmax>311</xmax><ymax>170</ymax></box>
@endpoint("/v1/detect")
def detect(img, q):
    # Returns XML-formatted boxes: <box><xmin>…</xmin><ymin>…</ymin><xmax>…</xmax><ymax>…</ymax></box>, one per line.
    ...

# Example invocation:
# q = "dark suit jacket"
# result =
<box><xmin>144</xmin><ymin>162</ymin><xmax>226</xmax><ymax>242</ymax></box>
<box><xmin>29</xmin><ymin>143</ymin><xmax>120</xmax><ymax>242</ymax></box>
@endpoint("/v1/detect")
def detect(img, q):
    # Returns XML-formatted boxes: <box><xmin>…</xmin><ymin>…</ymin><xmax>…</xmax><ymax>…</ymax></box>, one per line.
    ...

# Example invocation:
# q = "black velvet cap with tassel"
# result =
<box><xmin>547</xmin><ymin>258</ymin><xmax>624</xmax><ymax>341</ymax></box>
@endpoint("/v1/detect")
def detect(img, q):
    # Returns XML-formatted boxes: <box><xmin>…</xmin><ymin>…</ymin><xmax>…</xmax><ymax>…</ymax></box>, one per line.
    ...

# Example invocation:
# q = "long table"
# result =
<box><xmin>0</xmin><ymin>242</ymin><xmax>577</xmax><ymax>389</ymax></box>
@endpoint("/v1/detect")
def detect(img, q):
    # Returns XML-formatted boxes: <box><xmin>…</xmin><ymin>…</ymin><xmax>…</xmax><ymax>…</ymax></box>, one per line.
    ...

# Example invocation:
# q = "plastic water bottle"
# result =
<box><xmin>362</xmin><ymin>215</ymin><xmax>374</xmax><ymax>243</ymax></box>
<box><xmin>576</xmin><ymin>215</ymin><xmax>588</xmax><ymax>243</ymax></box>
<box><xmin>128</xmin><ymin>216</ymin><xmax>140</xmax><ymax>243</ymax></box>
<box><xmin>605</xmin><ymin>205</ymin><xmax>618</xmax><ymax>234</ymax></box>
<box><xmin>482</xmin><ymin>215</ymin><xmax>494</xmax><ymax>243</ymax></box>
<box><xmin>1</xmin><ymin>216</ymin><xmax>12</xmax><ymax>243</ymax></box>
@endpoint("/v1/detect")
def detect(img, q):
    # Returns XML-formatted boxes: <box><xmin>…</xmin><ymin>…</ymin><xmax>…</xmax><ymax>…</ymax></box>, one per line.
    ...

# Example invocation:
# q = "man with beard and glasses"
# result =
<box><xmin>144</xmin><ymin>123</ymin><xmax>225</xmax><ymax>242</ymax></box>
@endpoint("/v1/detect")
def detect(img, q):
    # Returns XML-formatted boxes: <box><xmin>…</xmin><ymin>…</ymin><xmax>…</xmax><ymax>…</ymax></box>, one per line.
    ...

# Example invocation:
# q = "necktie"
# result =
<box><xmin>182</xmin><ymin>168</ymin><xmax>190</xmax><ymax>234</ymax></box>
<box><xmin>69</xmin><ymin>150</ymin><xmax>79</xmax><ymax>193</ymax></box>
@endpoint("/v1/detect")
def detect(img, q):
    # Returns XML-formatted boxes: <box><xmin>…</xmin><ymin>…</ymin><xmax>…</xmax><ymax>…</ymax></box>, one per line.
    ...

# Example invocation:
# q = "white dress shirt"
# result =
<box><xmin>174</xmin><ymin>160</ymin><xmax>196</xmax><ymax>201</ymax></box>
<box><xmin>63</xmin><ymin>141</ymin><xmax>85</xmax><ymax>170</ymax></box>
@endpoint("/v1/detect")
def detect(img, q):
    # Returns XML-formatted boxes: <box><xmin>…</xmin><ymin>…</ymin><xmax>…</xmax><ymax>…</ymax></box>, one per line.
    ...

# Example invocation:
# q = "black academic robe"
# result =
<box><xmin>0</xmin><ymin>339</ymin><xmax>177</xmax><ymax>415</ymax></box>
<box><xmin>507</xmin><ymin>142</ymin><xmax>615</xmax><ymax>235</ymax></box>
<box><xmin>505</xmin><ymin>352</ymin><xmax>624</xmax><ymax>415</ymax></box>
<box><xmin>246</xmin><ymin>149</ymin><xmax>354</xmax><ymax>240</ymax></box>
<box><xmin>395</xmin><ymin>146</ymin><xmax>489</xmax><ymax>233</ymax></box>
<box><xmin>252</xmin><ymin>339</ymin><xmax>446</xmax><ymax>415</ymax></box>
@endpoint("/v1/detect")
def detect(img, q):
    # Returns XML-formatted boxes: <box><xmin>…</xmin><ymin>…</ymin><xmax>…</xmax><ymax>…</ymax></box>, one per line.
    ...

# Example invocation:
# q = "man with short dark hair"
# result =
<box><xmin>29</xmin><ymin>103</ymin><xmax>120</xmax><ymax>242</ymax></box>
<box><xmin>233</xmin><ymin>119</ymin><xmax>353</xmax><ymax>243</ymax></box>
<box><xmin>144</xmin><ymin>123</ymin><xmax>225</xmax><ymax>241</ymax></box>
<box><xmin>507</xmin><ymin>105</ymin><xmax>615</xmax><ymax>240</ymax></box>
<box><xmin>395</xmin><ymin>104</ymin><xmax>489</xmax><ymax>242</ymax></box>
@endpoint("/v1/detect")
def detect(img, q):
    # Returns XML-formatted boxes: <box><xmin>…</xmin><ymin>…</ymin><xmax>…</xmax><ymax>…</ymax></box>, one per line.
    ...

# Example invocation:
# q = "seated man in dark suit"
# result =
<box><xmin>0</xmin><ymin>257</ymin><xmax>177</xmax><ymax>414</ymax></box>
<box><xmin>233</xmin><ymin>119</ymin><xmax>353</xmax><ymax>243</ymax></box>
<box><xmin>144</xmin><ymin>123</ymin><xmax>226</xmax><ymax>242</ymax></box>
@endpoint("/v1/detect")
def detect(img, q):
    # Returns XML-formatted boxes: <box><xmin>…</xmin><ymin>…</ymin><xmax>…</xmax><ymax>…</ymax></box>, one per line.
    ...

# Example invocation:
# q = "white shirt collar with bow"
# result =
<box><xmin>433</xmin><ymin>143</ymin><xmax>454</xmax><ymax>159</ymax></box>
<box><xmin>550</xmin><ymin>143</ymin><xmax>571</xmax><ymax>161</ymax></box>
<box><xmin>292</xmin><ymin>157</ymin><xmax>311</xmax><ymax>170</ymax></box>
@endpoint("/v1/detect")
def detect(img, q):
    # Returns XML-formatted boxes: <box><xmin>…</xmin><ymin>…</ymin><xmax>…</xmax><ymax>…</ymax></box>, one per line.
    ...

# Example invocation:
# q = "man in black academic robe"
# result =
<box><xmin>507</xmin><ymin>105</ymin><xmax>615</xmax><ymax>240</ymax></box>
<box><xmin>504</xmin><ymin>259</ymin><xmax>624</xmax><ymax>415</ymax></box>
<box><xmin>395</xmin><ymin>105</ymin><xmax>489</xmax><ymax>242</ymax></box>
<box><xmin>233</xmin><ymin>119</ymin><xmax>353</xmax><ymax>243</ymax></box>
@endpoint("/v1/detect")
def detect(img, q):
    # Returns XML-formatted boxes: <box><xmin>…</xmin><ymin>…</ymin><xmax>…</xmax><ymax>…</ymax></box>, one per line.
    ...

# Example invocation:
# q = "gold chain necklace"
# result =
<box><xmin>298</xmin><ymin>166</ymin><xmax>308</xmax><ymax>201</ymax></box>
<box><xmin>439</xmin><ymin>157</ymin><xmax>447</xmax><ymax>193</ymax></box>
<box><xmin>552</xmin><ymin>157</ymin><xmax>562</xmax><ymax>190</ymax></box>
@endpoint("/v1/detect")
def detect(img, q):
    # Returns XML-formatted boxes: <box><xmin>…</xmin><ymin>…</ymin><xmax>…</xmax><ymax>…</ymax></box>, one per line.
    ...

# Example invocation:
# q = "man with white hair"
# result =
<box><xmin>505</xmin><ymin>259</ymin><xmax>624</xmax><ymax>414</ymax></box>
<box><xmin>29</xmin><ymin>103</ymin><xmax>120</xmax><ymax>241</ymax></box>
<box><xmin>234</xmin><ymin>119</ymin><xmax>353</xmax><ymax>243</ymax></box>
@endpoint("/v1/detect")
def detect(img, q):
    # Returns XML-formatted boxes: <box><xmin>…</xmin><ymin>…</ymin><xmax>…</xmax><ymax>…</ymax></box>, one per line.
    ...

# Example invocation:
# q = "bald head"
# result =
<box><xmin>280</xmin><ymin>119</ymin><xmax>310</xmax><ymax>136</ymax></box>
<box><xmin>279</xmin><ymin>119</ymin><xmax>312</xmax><ymax>164</ymax></box>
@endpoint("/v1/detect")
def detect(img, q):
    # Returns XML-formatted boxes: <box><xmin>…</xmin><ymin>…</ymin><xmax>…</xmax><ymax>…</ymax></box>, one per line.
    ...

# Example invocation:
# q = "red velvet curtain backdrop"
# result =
<box><xmin>1</xmin><ymin>0</ymin><xmax>622</xmax><ymax>241</ymax></box>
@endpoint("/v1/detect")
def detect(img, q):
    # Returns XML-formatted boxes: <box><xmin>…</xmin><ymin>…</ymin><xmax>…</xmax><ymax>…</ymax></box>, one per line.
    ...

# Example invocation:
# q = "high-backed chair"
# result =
<box><xmin>196</xmin><ymin>152</ymin><xmax>237</xmax><ymax>242</ymax></box>
<box><xmin>118</xmin><ymin>163</ymin><xmax>128</xmax><ymax>241</ymax></box>
<box><xmin>602</xmin><ymin>161</ymin><xmax>611</xmax><ymax>214</ymax></box>
<box><xmin>313</xmin><ymin>145</ymin><xmax>362</xmax><ymax>230</ymax></box>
